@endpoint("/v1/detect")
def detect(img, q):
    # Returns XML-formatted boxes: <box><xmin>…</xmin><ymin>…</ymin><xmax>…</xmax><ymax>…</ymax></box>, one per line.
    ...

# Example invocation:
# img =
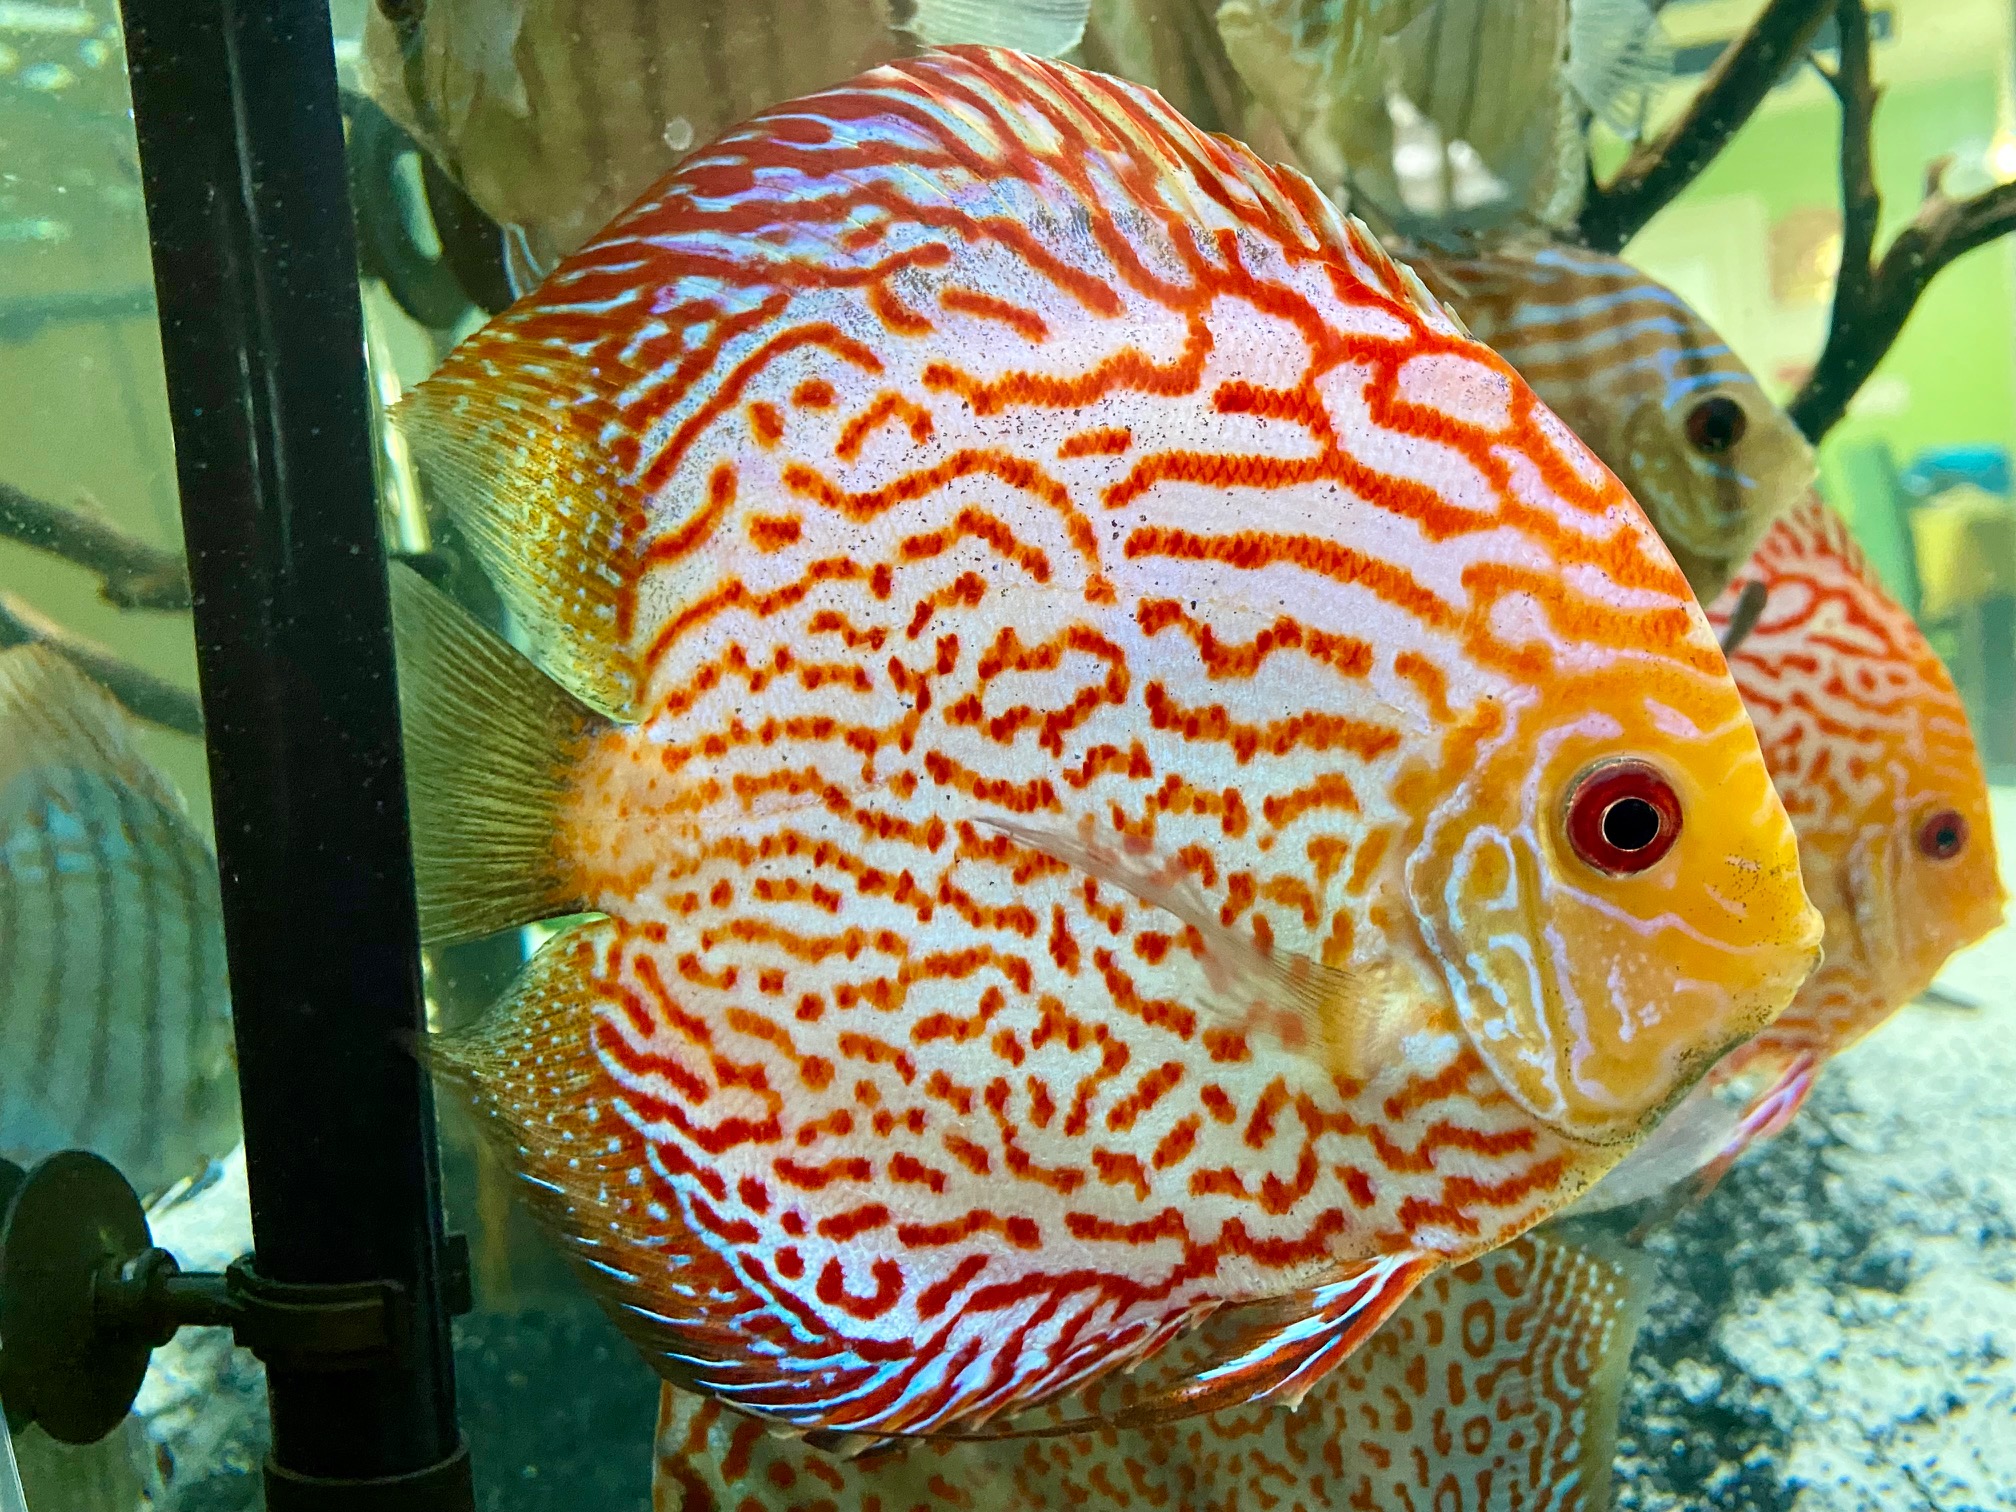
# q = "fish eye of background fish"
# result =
<box><xmin>399</xmin><ymin>48</ymin><xmax>1817</xmax><ymax>1436</ymax></box>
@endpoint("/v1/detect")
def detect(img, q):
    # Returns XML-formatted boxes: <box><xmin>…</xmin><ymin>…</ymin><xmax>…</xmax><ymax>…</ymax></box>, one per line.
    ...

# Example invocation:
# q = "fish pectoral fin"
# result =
<box><xmin>0</xmin><ymin>644</ymin><xmax>181</xmax><ymax>807</ymax></box>
<box><xmin>389</xmin><ymin>563</ymin><xmax>604</xmax><ymax>944</ymax></box>
<box><xmin>979</xmin><ymin>816</ymin><xmax>1402</xmax><ymax>1080</ymax></box>
<box><xmin>1106</xmin><ymin>1249</ymin><xmax>1442</xmax><ymax>1426</ymax></box>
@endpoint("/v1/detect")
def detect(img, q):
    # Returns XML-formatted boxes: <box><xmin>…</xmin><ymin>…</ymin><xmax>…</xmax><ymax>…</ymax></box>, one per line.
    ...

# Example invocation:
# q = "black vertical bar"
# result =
<box><xmin>116</xmin><ymin>1</ymin><xmax>471</xmax><ymax>1505</ymax></box>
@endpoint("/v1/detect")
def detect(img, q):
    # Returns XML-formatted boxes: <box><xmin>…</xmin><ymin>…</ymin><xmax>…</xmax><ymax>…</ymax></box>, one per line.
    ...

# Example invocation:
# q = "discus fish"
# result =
<box><xmin>395</xmin><ymin>47</ymin><xmax>1818</xmax><ymax>1438</ymax></box>
<box><xmin>650</xmin><ymin>1229</ymin><xmax>1645</xmax><ymax>1510</ymax></box>
<box><xmin>1410</xmin><ymin>242</ymin><xmax>1816</xmax><ymax>603</ymax></box>
<box><xmin>360</xmin><ymin>0</ymin><xmax>1087</xmax><ymax>275</ymax></box>
<box><xmin>0</xmin><ymin>645</ymin><xmax>238</xmax><ymax>1199</ymax></box>
<box><xmin>1217</xmin><ymin>0</ymin><xmax>1669</xmax><ymax>235</ymax></box>
<box><xmin>1577</xmin><ymin>495</ymin><xmax>2004</xmax><ymax>1213</ymax></box>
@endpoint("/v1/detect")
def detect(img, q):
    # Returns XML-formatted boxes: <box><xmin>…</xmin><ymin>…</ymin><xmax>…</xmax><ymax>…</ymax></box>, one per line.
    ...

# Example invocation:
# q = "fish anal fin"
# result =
<box><xmin>396</xmin><ymin>344</ymin><xmax>644</xmax><ymax>720</ymax></box>
<box><xmin>1110</xmin><ymin>1249</ymin><xmax>1441</xmax><ymax>1426</ymax></box>
<box><xmin>0</xmin><ymin>645</ymin><xmax>180</xmax><ymax>809</ymax></box>
<box><xmin>390</xmin><ymin>563</ymin><xmax>602</xmax><ymax>944</ymax></box>
<box><xmin>979</xmin><ymin>816</ymin><xmax>1402</xmax><ymax>1081</ymax></box>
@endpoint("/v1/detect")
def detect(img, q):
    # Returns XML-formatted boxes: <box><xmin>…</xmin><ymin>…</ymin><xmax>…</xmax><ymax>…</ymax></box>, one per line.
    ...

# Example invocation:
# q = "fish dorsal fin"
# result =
<box><xmin>388</xmin><ymin>564</ymin><xmax>603</xmax><ymax>943</ymax></box>
<box><xmin>0</xmin><ymin>644</ymin><xmax>181</xmax><ymax>811</ymax></box>
<box><xmin>395</xmin><ymin>350</ymin><xmax>643</xmax><ymax>720</ymax></box>
<box><xmin>978</xmin><ymin>816</ymin><xmax>1407</xmax><ymax>1082</ymax></box>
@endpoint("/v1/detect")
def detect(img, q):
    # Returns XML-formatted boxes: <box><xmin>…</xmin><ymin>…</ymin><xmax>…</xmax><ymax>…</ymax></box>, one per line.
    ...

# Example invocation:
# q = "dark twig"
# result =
<box><xmin>1718</xmin><ymin>579</ymin><xmax>1770</xmax><ymax>657</ymax></box>
<box><xmin>0</xmin><ymin>593</ymin><xmax>204</xmax><ymax>737</ymax></box>
<box><xmin>0</xmin><ymin>479</ymin><xmax>192</xmax><ymax>610</ymax></box>
<box><xmin>1579</xmin><ymin>0</ymin><xmax>1835</xmax><ymax>252</ymax></box>
<box><xmin>1788</xmin><ymin>0</ymin><xmax>2016</xmax><ymax>439</ymax></box>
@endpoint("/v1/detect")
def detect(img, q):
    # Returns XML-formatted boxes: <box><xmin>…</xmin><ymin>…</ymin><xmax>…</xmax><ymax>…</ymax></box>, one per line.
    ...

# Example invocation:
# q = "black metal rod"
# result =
<box><xmin>116</xmin><ymin>1</ymin><xmax>468</xmax><ymax>1504</ymax></box>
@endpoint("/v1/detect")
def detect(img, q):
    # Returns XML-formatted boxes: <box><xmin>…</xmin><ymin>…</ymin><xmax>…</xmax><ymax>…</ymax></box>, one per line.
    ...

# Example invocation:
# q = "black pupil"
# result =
<box><xmin>1688</xmin><ymin>396</ymin><xmax>1746</xmax><ymax>454</ymax></box>
<box><xmin>1602</xmin><ymin>796</ymin><xmax>1663</xmax><ymax>852</ymax></box>
<box><xmin>1935</xmin><ymin>824</ymin><xmax>1960</xmax><ymax>853</ymax></box>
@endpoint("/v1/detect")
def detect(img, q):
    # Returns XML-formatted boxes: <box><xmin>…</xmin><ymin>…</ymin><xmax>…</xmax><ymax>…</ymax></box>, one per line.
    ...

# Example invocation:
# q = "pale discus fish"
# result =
<box><xmin>393</xmin><ymin>46</ymin><xmax>1819</xmax><ymax>1438</ymax></box>
<box><xmin>0</xmin><ymin>645</ymin><xmax>238</xmax><ymax>1200</ymax></box>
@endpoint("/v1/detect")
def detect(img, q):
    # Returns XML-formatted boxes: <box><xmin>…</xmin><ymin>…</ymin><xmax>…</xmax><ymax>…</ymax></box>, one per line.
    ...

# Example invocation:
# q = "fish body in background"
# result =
<box><xmin>1217</xmin><ymin>0</ymin><xmax>1669</xmax><ymax>236</ymax></box>
<box><xmin>1410</xmin><ymin>241</ymin><xmax>1817</xmax><ymax>603</ymax></box>
<box><xmin>359</xmin><ymin>0</ymin><xmax>1090</xmax><ymax>277</ymax></box>
<box><xmin>394</xmin><ymin>47</ymin><xmax>1817</xmax><ymax>1438</ymax></box>
<box><xmin>650</xmin><ymin>1229</ymin><xmax>1645</xmax><ymax>1510</ymax></box>
<box><xmin>1577</xmin><ymin>495</ymin><xmax>2005</xmax><ymax>1213</ymax></box>
<box><xmin>0</xmin><ymin>645</ymin><xmax>238</xmax><ymax>1200</ymax></box>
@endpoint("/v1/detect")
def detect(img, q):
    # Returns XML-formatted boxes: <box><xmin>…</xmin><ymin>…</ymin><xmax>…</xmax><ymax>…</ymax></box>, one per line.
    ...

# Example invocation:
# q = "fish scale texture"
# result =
<box><xmin>410</xmin><ymin>48</ymin><xmax>1815</xmax><ymax>1437</ymax></box>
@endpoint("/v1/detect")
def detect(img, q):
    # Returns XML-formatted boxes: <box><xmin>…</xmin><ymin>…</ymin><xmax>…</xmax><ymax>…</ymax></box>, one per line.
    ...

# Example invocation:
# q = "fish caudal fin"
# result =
<box><xmin>395</xmin><ymin>349</ymin><xmax>643</xmax><ymax>719</ymax></box>
<box><xmin>389</xmin><ymin>563</ymin><xmax>601</xmax><ymax>944</ymax></box>
<box><xmin>980</xmin><ymin>817</ymin><xmax>1406</xmax><ymax>1082</ymax></box>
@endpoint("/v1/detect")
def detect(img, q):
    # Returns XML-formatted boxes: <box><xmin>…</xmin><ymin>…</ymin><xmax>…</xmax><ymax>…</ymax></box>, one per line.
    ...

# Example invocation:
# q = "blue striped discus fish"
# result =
<box><xmin>0</xmin><ymin>645</ymin><xmax>238</xmax><ymax>1198</ymax></box>
<box><xmin>1408</xmin><ymin>241</ymin><xmax>1815</xmax><ymax>601</ymax></box>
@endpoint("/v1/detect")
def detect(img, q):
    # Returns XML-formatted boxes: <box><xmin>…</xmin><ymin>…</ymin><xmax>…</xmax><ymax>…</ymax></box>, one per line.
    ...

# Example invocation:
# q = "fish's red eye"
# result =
<box><xmin>1564</xmin><ymin>760</ymin><xmax>1683</xmax><ymax>876</ymax></box>
<box><xmin>1917</xmin><ymin>809</ymin><xmax>1968</xmax><ymax>860</ymax></box>
<box><xmin>1685</xmin><ymin>395</ymin><xmax>1748</xmax><ymax>455</ymax></box>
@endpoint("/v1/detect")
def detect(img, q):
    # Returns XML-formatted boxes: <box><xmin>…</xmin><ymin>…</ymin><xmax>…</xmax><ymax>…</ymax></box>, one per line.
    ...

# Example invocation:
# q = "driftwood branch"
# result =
<box><xmin>0</xmin><ymin>593</ymin><xmax>204</xmax><ymax>738</ymax></box>
<box><xmin>1788</xmin><ymin>0</ymin><xmax>2016</xmax><ymax>440</ymax></box>
<box><xmin>0</xmin><ymin>480</ymin><xmax>191</xmax><ymax>611</ymax></box>
<box><xmin>1579</xmin><ymin>0</ymin><xmax>1835</xmax><ymax>252</ymax></box>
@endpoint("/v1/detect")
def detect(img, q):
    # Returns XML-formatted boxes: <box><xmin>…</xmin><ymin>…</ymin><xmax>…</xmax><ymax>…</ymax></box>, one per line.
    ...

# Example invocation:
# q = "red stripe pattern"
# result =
<box><xmin>414</xmin><ymin>48</ymin><xmax>1818</xmax><ymax>1435</ymax></box>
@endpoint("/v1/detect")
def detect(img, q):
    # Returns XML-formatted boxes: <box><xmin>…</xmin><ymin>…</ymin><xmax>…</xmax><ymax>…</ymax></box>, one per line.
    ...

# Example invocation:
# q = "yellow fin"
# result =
<box><xmin>395</xmin><ymin>348</ymin><xmax>643</xmax><ymax>719</ymax></box>
<box><xmin>0</xmin><ymin>643</ymin><xmax>180</xmax><ymax>809</ymax></box>
<box><xmin>978</xmin><ymin>816</ymin><xmax>1400</xmax><ymax>1080</ymax></box>
<box><xmin>389</xmin><ymin>563</ymin><xmax>602</xmax><ymax>944</ymax></box>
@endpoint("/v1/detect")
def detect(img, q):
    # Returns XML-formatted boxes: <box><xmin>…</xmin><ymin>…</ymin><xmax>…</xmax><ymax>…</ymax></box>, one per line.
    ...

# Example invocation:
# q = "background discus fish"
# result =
<box><xmin>0</xmin><ymin>645</ymin><xmax>239</xmax><ymax>1200</ymax></box>
<box><xmin>395</xmin><ymin>47</ymin><xmax>1818</xmax><ymax>1438</ymax></box>
<box><xmin>1215</xmin><ymin>0</ymin><xmax>1669</xmax><ymax>236</ymax></box>
<box><xmin>649</xmin><ymin>1229</ymin><xmax>1646</xmax><ymax>1512</ymax></box>
<box><xmin>1408</xmin><ymin>242</ymin><xmax>1816</xmax><ymax>603</ymax></box>
<box><xmin>360</xmin><ymin>0</ymin><xmax>1089</xmax><ymax>275</ymax></box>
<box><xmin>1576</xmin><ymin>494</ymin><xmax>2004</xmax><ymax>1214</ymax></box>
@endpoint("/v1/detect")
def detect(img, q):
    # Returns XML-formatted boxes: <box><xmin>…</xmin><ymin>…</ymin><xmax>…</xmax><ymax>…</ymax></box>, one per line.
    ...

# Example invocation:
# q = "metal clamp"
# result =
<box><xmin>0</xmin><ymin>1152</ymin><xmax>470</xmax><ymax>1446</ymax></box>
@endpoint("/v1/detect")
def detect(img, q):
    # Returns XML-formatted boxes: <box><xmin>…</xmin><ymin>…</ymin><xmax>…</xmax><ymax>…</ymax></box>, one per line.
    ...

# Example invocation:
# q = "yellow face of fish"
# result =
<box><xmin>1400</xmin><ymin>580</ymin><xmax>1822</xmax><ymax>1144</ymax></box>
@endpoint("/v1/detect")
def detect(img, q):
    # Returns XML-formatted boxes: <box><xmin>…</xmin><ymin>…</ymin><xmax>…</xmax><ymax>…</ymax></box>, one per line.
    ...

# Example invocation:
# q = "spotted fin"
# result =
<box><xmin>979</xmin><ymin>816</ymin><xmax>1404</xmax><ymax>1082</ymax></box>
<box><xmin>395</xmin><ymin>345</ymin><xmax>644</xmax><ymax>720</ymax></box>
<box><xmin>389</xmin><ymin>563</ymin><xmax>603</xmax><ymax>943</ymax></box>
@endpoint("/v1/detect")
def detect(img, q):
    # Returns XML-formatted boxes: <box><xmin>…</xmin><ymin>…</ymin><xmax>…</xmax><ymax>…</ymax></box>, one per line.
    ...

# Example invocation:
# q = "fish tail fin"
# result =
<box><xmin>1566</xmin><ymin>0</ymin><xmax>1672</xmax><ymax>136</ymax></box>
<box><xmin>388</xmin><ymin>562</ymin><xmax>601</xmax><ymax>944</ymax></box>
<box><xmin>394</xmin><ymin>346</ymin><xmax>644</xmax><ymax>719</ymax></box>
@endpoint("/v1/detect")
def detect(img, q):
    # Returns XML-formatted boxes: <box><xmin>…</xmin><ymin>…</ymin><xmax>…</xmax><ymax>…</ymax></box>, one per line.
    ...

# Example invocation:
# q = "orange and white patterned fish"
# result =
<box><xmin>393</xmin><ymin>47</ymin><xmax>1818</xmax><ymax>1438</ymax></box>
<box><xmin>1408</xmin><ymin>242</ymin><xmax>1816</xmax><ymax>603</ymax></box>
<box><xmin>1579</xmin><ymin>494</ymin><xmax>2004</xmax><ymax>1212</ymax></box>
<box><xmin>650</xmin><ymin>1229</ymin><xmax>1645</xmax><ymax>1511</ymax></box>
